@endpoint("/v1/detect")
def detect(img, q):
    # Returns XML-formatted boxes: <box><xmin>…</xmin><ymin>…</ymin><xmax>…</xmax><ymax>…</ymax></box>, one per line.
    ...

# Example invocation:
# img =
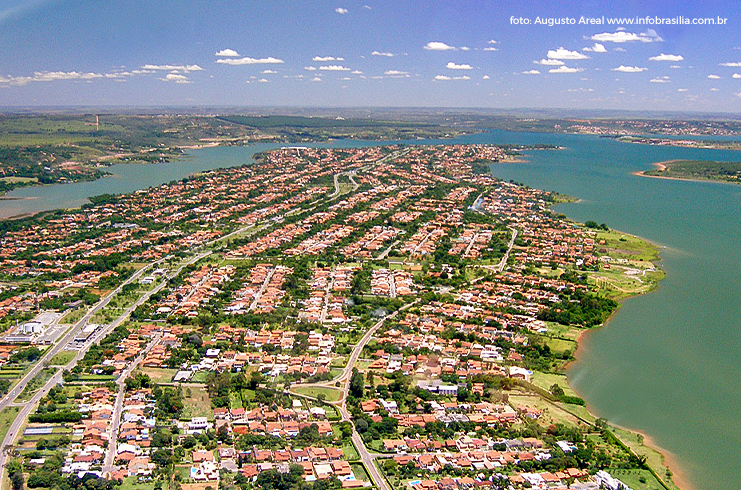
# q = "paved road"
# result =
<box><xmin>103</xmin><ymin>334</ymin><xmax>162</xmax><ymax>472</ymax></box>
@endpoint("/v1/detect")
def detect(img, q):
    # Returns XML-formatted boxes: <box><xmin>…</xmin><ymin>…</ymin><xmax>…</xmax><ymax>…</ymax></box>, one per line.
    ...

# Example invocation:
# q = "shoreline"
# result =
<box><xmin>570</xmin><ymin>309</ymin><xmax>691</xmax><ymax>490</ymax></box>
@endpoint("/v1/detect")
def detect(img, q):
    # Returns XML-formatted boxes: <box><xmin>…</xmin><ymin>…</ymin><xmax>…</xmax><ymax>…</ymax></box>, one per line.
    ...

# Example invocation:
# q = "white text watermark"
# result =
<box><xmin>509</xmin><ymin>16</ymin><xmax>727</xmax><ymax>26</ymax></box>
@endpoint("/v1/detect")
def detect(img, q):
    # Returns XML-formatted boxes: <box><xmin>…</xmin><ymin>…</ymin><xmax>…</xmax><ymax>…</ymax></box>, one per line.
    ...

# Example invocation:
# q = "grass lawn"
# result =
<box><xmin>119</xmin><ymin>476</ymin><xmax>156</xmax><ymax>490</ymax></box>
<box><xmin>530</xmin><ymin>372</ymin><xmax>578</xmax><ymax>398</ymax></box>
<box><xmin>342</xmin><ymin>441</ymin><xmax>360</xmax><ymax>461</ymax></box>
<box><xmin>611</xmin><ymin>426</ymin><xmax>680</xmax><ymax>490</ymax></box>
<box><xmin>17</xmin><ymin>368</ymin><xmax>57</xmax><ymax>402</ymax></box>
<box><xmin>49</xmin><ymin>351</ymin><xmax>77</xmax><ymax>366</ymax></box>
<box><xmin>174</xmin><ymin>465</ymin><xmax>192</xmax><ymax>482</ymax></box>
<box><xmin>77</xmin><ymin>374</ymin><xmax>116</xmax><ymax>381</ymax></box>
<box><xmin>139</xmin><ymin>367</ymin><xmax>178</xmax><ymax>384</ymax></box>
<box><xmin>191</xmin><ymin>371</ymin><xmax>209</xmax><ymax>383</ymax></box>
<box><xmin>292</xmin><ymin>385</ymin><xmax>343</xmax><ymax>402</ymax></box>
<box><xmin>0</xmin><ymin>406</ymin><xmax>21</xmax><ymax>442</ymax></box>
<box><xmin>350</xmin><ymin>462</ymin><xmax>371</xmax><ymax>482</ymax></box>
<box><xmin>229</xmin><ymin>392</ymin><xmax>243</xmax><ymax>409</ymax></box>
<box><xmin>181</xmin><ymin>384</ymin><xmax>213</xmax><ymax>421</ymax></box>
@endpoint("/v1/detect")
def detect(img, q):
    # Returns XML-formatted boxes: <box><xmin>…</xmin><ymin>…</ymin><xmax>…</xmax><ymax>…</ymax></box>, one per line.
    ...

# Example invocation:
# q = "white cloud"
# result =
<box><xmin>313</xmin><ymin>56</ymin><xmax>344</xmax><ymax>62</ymax></box>
<box><xmin>363</xmin><ymin>5</ymin><xmax>371</xmax><ymax>9</ymax></box>
<box><xmin>591</xmin><ymin>29</ymin><xmax>662</xmax><ymax>43</ymax></box>
<box><xmin>261</xmin><ymin>70</ymin><xmax>277</xmax><ymax>74</ymax></box>
<box><xmin>0</xmin><ymin>70</ymin><xmax>149</xmax><ymax>86</ymax></box>
<box><xmin>371</xmin><ymin>51</ymin><xmax>393</xmax><ymax>57</ymax></box>
<box><xmin>384</xmin><ymin>70</ymin><xmax>410</xmax><ymax>77</ymax></box>
<box><xmin>708</xmin><ymin>74</ymin><xmax>721</xmax><ymax>79</ymax></box>
<box><xmin>733</xmin><ymin>73</ymin><xmax>741</xmax><ymax>79</ymax></box>
<box><xmin>678</xmin><ymin>88</ymin><xmax>689</xmax><ymax>92</ymax></box>
<box><xmin>304</xmin><ymin>66</ymin><xmax>317</xmax><ymax>71</ymax></box>
<box><xmin>719</xmin><ymin>62</ymin><xmax>741</xmax><ymax>67</ymax></box>
<box><xmin>460</xmin><ymin>46</ymin><xmax>471</xmax><ymax>51</ymax></box>
<box><xmin>535</xmin><ymin>59</ymin><xmax>564</xmax><ymax>66</ymax></box>
<box><xmin>567</xmin><ymin>88</ymin><xmax>594</xmax><ymax>92</ymax></box>
<box><xmin>310</xmin><ymin>76</ymin><xmax>322</xmax><ymax>82</ymax></box>
<box><xmin>482</xmin><ymin>75</ymin><xmax>490</xmax><ymax>79</ymax></box>
<box><xmin>549</xmin><ymin>66</ymin><xmax>584</xmax><ymax>74</ymax></box>
<box><xmin>215</xmin><ymin>49</ymin><xmax>240</xmax><ymax>57</ymax></box>
<box><xmin>522</xmin><ymin>70</ymin><xmax>541</xmax><ymax>75</ymax></box>
<box><xmin>319</xmin><ymin>65</ymin><xmax>351</xmax><ymax>71</ymax></box>
<box><xmin>142</xmin><ymin>64</ymin><xmax>203</xmax><ymax>72</ymax></box>
<box><xmin>446</xmin><ymin>62</ymin><xmax>473</xmax><ymax>70</ymax></box>
<box><xmin>424</xmin><ymin>41</ymin><xmax>456</xmax><ymax>51</ymax></box>
<box><xmin>710</xmin><ymin>87</ymin><xmax>719</xmax><ymax>91</ymax></box>
<box><xmin>612</xmin><ymin>65</ymin><xmax>648</xmax><ymax>73</ymax></box>
<box><xmin>335</xmin><ymin>7</ymin><xmax>348</xmax><ymax>14</ymax></box>
<box><xmin>649</xmin><ymin>53</ymin><xmax>683</xmax><ymax>62</ymax></box>
<box><xmin>488</xmin><ymin>39</ymin><xmax>497</xmax><ymax>44</ymax></box>
<box><xmin>650</xmin><ymin>77</ymin><xmax>670</xmax><ymax>83</ymax></box>
<box><xmin>216</xmin><ymin>57</ymin><xmax>284</xmax><ymax>65</ymax></box>
<box><xmin>547</xmin><ymin>47</ymin><xmax>588</xmax><ymax>60</ymax></box>
<box><xmin>434</xmin><ymin>75</ymin><xmax>470</xmax><ymax>81</ymax></box>
<box><xmin>483</xmin><ymin>47</ymin><xmax>498</xmax><ymax>51</ymax></box>
<box><xmin>614</xmin><ymin>47</ymin><xmax>626</xmax><ymax>52</ymax></box>
<box><xmin>161</xmin><ymin>73</ymin><xmax>191</xmax><ymax>84</ymax></box>
<box><xmin>351</xmin><ymin>70</ymin><xmax>363</xmax><ymax>74</ymax></box>
<box><xmin>583</xmin><ymin>43</ymin><xmax>607</xmax><ymax>53</ymax></box>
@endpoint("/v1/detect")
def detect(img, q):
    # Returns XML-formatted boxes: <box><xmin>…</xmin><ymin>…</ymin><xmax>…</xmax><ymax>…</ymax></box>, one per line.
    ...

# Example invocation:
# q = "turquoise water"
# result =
<box><xmin>2</xmin><ymin>131</ymin><xmax>739</xmax><ymax>489</ymax></box>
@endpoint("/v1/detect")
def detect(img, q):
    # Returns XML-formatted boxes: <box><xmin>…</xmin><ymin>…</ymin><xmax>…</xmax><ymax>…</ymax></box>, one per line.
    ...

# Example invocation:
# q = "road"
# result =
<box><xmin>0</xmin><ymin>250</ymin><xmax>209</xmax><ymax>477</ymax></box>
<box><xmin>292</xmin><ymin>300</ymin><xmax>419</xmax><ymax>490</ymax></box>
<box><xmin>102</xmin><ymin>334</ymin><xmax>162</xmax><ymax>472</ymax></box>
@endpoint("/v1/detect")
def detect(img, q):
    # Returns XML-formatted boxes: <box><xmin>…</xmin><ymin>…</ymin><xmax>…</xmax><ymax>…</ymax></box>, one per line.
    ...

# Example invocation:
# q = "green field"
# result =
<box><xmin>181</xmin><ymin>384</ymin><xmax>213</xmax><ymax>421</ymax></box>
<box><xmin>0</xmin><ymin>406</ymin><xmax>21</xmax><ymax>442</ymax></box>
<box><xmin>342</xmin><ymin>441</ymin><xmax>360</xmax><ymax>461</ymax></box>
<box><xmin>350</xmin><ymin>462</ymin><xmax>371</xmax><ymax>482</ymax></box>
<box><xmin>292</xmin><ymin>385</ymin><xmax>343</xmax><ymax>402</ymax></box>
<box><xmin>643</xmin><ymin>159</ymin><xmax>741</xmax><ymax>184</ymax></box>
<box><xmin>49</xmin><ymin>351</ymin><xmax>76</xmax><ymax>366</ymax></box>
<box><xmin>138</xmin><ymin>367</ymin><xmax>177</xmax><ymax>384</ymax></box>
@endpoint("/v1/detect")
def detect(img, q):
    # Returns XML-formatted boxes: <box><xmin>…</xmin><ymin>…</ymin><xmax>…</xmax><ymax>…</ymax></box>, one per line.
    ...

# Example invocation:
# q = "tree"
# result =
<box><xmin>349</xmin><ymin>368</ymin><xmax>364</xmax><ymax>398</ymax></box>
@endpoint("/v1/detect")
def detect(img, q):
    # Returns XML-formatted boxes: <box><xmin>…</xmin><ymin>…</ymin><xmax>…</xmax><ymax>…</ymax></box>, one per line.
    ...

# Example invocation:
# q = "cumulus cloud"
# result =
<box><xmin>549</xmin><ymin>66</ymin><xmax>584</xmax><ymax>74</ymax></box>
<box><xmin>583</xmin><ymin>43</ymin><xmax>607</xmax><ymax>53</ymax></box>
<box><xmin>335</xmin><ymin>7</ymin><xmax>348</xmax><ymax>14</ymax></box>
<box><xmin>482</xmin><ymin>75</ymin><xmax>490</xmax><ymax>79</ymax></box>
<box><xmin>710</xmin><ymin>87</ymin><xmax>719</xmax><ymax>91</ymax></box>
<box><xmin>708</xmin><ymin>74</ymin><xmax>721</xmax><ymax>79</ymax></box>
<box><xmin>612</xmin><ymin>65</ymin><xmax>648</xmax><ymax>73</ymax></box>
<box><xmin>446</xmin><ymin>62</ymin><xmax>473</xmax><ymax>70</ymax></box>
<box><xmin>215</xmin><ymin>49</ymin><xmax>240</xmax><ymax>57</ymax></box>
<box><xmin>547</xmin><ymin>47</ymin><xmax>588</xmax><ymax>60</ymax></box>
<box><xmin>304</xmin><ymin>66</ymin><xmax>317</xmax><ymax>71</ymax></box>
<box><xmin>522</xmin><ymin>70</ymin><xmax>541</xmax><ymax>75</ymax></box>
<box><xmin>216</xmin><ymin>57</ymin><xmax>284</xmax><ymax>65</ymax></box>
<box><xmin>310</xmin><ymin>76</ymin><xmax>322</xmax><ymax>82</ymax></box>
<box><xmin>649</xmin><ymin>53</ymin><xmax>684</xmax><ymax>62</ymax></box>
<box><xmin>488</xmin><ymin>39</ymin><xmax>497</xmax><ymax>44</ymax></box>
<box><xmin>313</xmin><ymin>56</ymin><xmax>344</xmax><ymax>62</ymax></box>
<box><xmin>319</xmin><ymin>65</ymin><xmax>351</xmax><ymax>71</ymax></box>
<box><xmin>160</xmin><ymin>73</ymin><xmax>191</xmax><ymax>84</ymax></box>
<box><xmin>733</xmin><ymin>73</ymin><xmax>741</xmax><ymax>79</ymax></box>
<box><xmin>650</xmin><ymin>77</ymin><xmax>670</xmax><ymax>83</ymax></box>
<box><xmin>371</xmin><ymin>51</ymin><xmax>393</xmax><ymax>57</ymax></box>
<box><xmin>719</xmin><ymin>62</ymin><xmax>741</xmax><ymax>67</ymax></box>
<box><xmin>591</xmin><ymin>29</ymin><xmax>663</xmax><ymax>43</ymax></box>
<box><xmin>142</xmin><ymin>64</ymin><xmax>203</xmax><ymax>72</ymax></box>
<box><xmin>483</xmin><ymin>47</ymin><xmax>498</xmax><ymax>51</ymax></box>
<box><xmin>567</xmin><ymin>88</ymin><xmax>594</xmax><ymax>92</ymax></box>
<box><xmin>261</xmin><ymin>69</ymin><xmax>277</xmax><ymax>74</ymax></box>
<box><xmin>351</xmin><ymin>70</ymin><xmax>363</xmax><ymax>74</ymax></box>
<box><xmin>384</xmin><ymin>70</ymin><xmax>410</xmax><ymax>77</ymax></box>
<box><xmin>0</xmin><ymin>70</ymin><xmax>147</xmax><ymax>86</ymax></box>
<box><xmin>678</xmin><ymin>88</ymin><xmax>688</xmax><ymax>92</ymax></box>
<box><xmin>535</xmin><ymin>59</ymin><xmax>564</xmax><ymax>66</ymax></box>
<box><xmin>424</xmin><ymin>41</ymin><xmax>456</xmax><ymax>51</ymax></box>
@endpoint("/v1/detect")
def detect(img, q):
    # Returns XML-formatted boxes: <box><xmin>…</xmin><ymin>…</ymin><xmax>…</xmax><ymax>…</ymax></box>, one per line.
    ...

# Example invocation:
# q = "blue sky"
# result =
<box><xmin>1</xmin><ymin>0</ymin><xmax>741</xmax><ymax>111</ymax></box>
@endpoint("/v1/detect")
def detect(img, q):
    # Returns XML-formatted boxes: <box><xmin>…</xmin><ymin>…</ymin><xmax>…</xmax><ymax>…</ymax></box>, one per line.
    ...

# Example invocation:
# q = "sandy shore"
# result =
<box><xmin>633</xmin><ymin>160</ymin><xmax>739</xmax><ymax>186</ymax></box>
<box><xmin>570</xmin><ymin>327</ymin><xmax>693</xmax><ymax>490</ymax></box>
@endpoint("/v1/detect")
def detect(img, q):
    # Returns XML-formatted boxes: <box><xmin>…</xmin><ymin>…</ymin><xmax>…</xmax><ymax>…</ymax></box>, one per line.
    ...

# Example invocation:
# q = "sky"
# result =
<box><xmin>1</xmin><ymin>0</ymin><xmax>741</xmax><ymax>112</ymax></box>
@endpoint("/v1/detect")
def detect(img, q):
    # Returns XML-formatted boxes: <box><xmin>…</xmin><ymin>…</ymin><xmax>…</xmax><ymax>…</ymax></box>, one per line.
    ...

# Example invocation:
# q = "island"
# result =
<box><xmin>636</xmin><ymin>160</ymin><xmax>741</xmax><ymax>184</ymax></box>
<box><xmin>0</xmin><ymin>142</ymin><xmax>676</xmax><ymax>490</ymax></box>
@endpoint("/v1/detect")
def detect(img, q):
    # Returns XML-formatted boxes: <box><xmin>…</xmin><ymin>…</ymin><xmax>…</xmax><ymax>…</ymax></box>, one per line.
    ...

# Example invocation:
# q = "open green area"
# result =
<box><xmin>138</xmin><ymin>367</ymin><xmax>178</xmax><ymax>384</ymax></box>
<box><xmin>643</xmin><ymin>159</ymin><xmax>741</xmax><ymax>184</ymax></box>
<box><xmin>17</xmin><ymin>367</ymin><xmax>57</xmax><ymax>401</ymax></box>
<box><xmin>0</xmin><ymin>406</ymin><xmax>21</xmax><ymax>442</ymax></box>
<box><xmin>49</xmin><ymin>351</ymin><xmax>76</xmax><ymax>366</ymax></box>
<box><xmin>291</xmin><ymin>385</ymin><xmax>343</xmax><ymax>402</ymax></box>
<box><xmin>181</xmin><ymin>384</ymin><xmax>214</xmax><ymax>421</ymax></box>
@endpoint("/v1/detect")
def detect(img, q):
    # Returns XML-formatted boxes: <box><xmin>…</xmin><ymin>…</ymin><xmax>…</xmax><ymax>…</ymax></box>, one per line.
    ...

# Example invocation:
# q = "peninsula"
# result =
<box><xmin>636</xmin><ymin>159</ymin><xmax>741</xmax><ymax>185</ymax></box>
<box><xmin>0</xmin><ymin>141</ymin><xmax>674</xmax><ymax>490</ymax></box>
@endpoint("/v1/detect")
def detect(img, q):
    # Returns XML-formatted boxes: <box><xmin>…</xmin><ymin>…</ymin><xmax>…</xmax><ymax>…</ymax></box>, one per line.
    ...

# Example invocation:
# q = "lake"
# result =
<box><xmin>2</xmin><ymin>131</ymin><xmax>740</xmax><ymax>489</ymax></box>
